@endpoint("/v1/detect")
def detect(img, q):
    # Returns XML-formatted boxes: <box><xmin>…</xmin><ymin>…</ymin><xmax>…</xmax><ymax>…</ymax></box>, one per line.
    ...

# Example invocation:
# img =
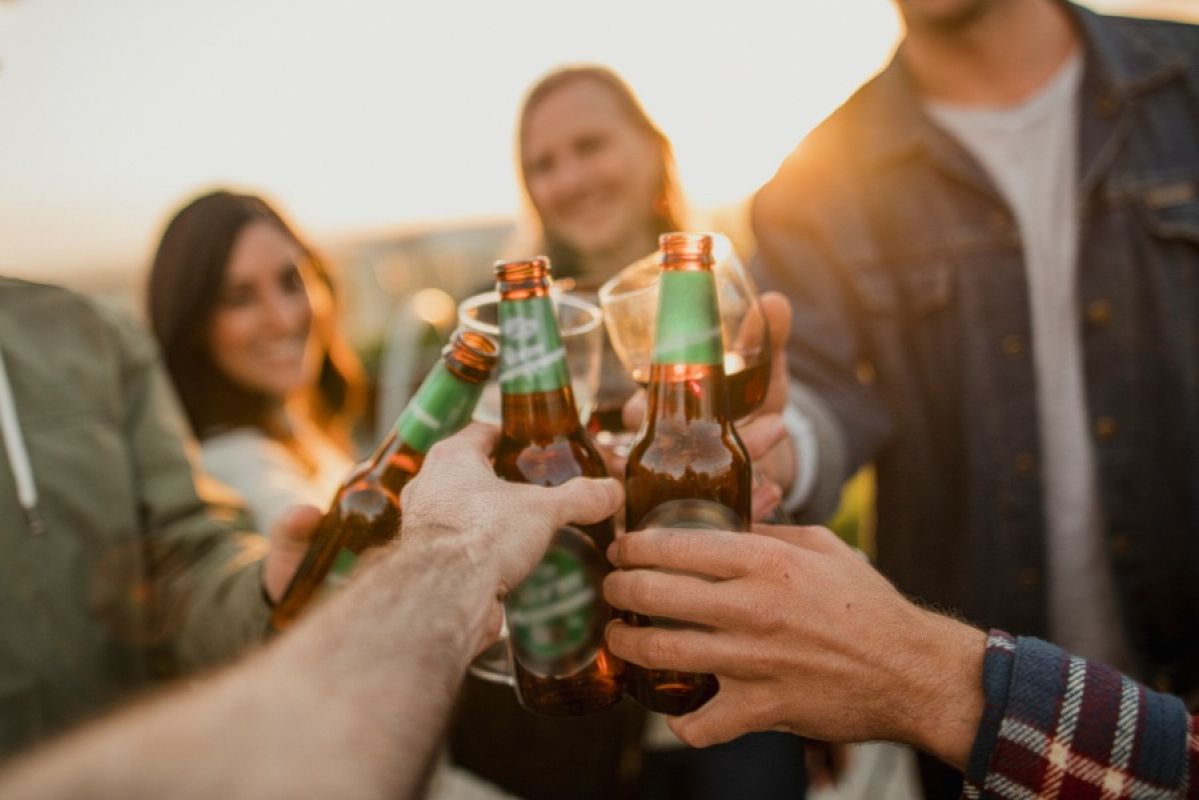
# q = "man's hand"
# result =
<box><xmin>602</xmin><ymin>524</ymin><xmax>986</xmax><ymax>769</ymax></box>
<box><xmin>263</xmin><ymin>505</ymin><xmax>323</xmax><ymax>604</ymax></box>
<box><xmin>621</xmin><ymin>291</ymin><xmax>797</xmax><ymax>520</ymax></box>
<box><xmin>399</xmin><ymin>423</ymin><xmax>623</xmax><ymax>640</ymax></box>
<box><xmin>738</xmin><ymin>292</ymin><xmax>798</xmax><ymax>507</ymax></box>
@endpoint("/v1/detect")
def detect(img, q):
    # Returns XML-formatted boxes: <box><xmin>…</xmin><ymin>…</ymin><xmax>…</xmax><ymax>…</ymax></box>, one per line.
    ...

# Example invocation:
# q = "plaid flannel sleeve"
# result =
<box><xmin>962</xmin><ymin>630</ymin><xmax>1198</xmax><ymax>799</ymax></box>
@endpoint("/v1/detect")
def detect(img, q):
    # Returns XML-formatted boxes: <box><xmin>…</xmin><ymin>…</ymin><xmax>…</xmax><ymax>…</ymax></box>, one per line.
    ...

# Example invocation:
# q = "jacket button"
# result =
<box><xmin>856</xmin><ymin>360</ymin><xmax>877</xmax><ymax>386</ymax></box>
<box><xmin>1014</xmin><ymin>452</ymin><xmax>1036</xmax><ymax>475</ymax></box>
<box><xmin>1086</xmin><ymin>299</ymin><xmax>1112</xmax><ymax>327</ymax></box>
<box><xmin>1109</xmin><ymin>532</ymin><xmax>1132</xmax><ymax>555</ymax></box>
<box><xmin>1019</xmin><ymin>567</ymin><xmax>1040</xmax><ymax>588</ymax></box>
<box><xmin>1097</xmin><ymin>95</ymin><xmax>1121</xmax><ymax>118</ymax></box>
<box><xmin>1002</xmin><ymin>334</ymin><xmax>1025</xmax><ymax>359</ymax></box>
<box><xmin>1094</xmin><ymin>416</ymin><xmax>1117</xmax><ymax>440</ymax></box>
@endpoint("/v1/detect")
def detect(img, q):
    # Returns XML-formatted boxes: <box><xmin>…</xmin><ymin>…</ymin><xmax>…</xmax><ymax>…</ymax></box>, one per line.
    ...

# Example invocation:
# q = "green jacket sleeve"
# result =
<box><xmin>108</xmin><ymin>309</ymin><xmax>272</xmax><ymax>671</ymax></box>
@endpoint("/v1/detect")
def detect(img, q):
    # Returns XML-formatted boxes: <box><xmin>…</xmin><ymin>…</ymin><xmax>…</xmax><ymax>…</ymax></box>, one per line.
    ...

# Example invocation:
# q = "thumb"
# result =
<box><xmin>668</xmin><ymin>686</ymin><xmax>763</xmax><ymax>749</ymax></box>
<box><xmin>760</xmin><ymin>291</ymin><xmax>792</xmax><ymax>352</ymax></box>
<box><xmin>737</xmin><ymin>413</ymin><xmax>787</xmax><ymax>460</ymax></box>
<box><xmin>264</xmin><ymin>504</ymin><xmax>323</xmax><ymax>604</ymax></box>
<box><xmin>540</xmin><ymin>477</ymin><xmax>624</xmax><ymax>529</ymax></box>
<box><xmin>269</xmin><ymin>504</ymin><xmax>323</xmax><ymax>544</ymax></box>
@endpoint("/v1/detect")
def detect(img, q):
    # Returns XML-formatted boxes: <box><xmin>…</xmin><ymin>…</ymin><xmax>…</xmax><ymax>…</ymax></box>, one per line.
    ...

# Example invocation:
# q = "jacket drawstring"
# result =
<box><xmin>0</xmin><ymin>347</ymin><xmax>44</xmax><ymax>535</ymax></box>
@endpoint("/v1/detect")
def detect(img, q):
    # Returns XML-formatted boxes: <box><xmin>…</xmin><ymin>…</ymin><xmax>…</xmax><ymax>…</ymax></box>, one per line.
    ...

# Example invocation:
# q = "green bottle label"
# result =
<box><xmin>652</xmin><ymin>271</ymin><xmax>723</xmax><ymax>365</ymax></box>
<box><xmin>498</xmin><ymin>296</ymin><xmax>570</xmax><ymax>394</ymax></box>
<box><xmin>394</xmin><ymin>361</ymin><xmax>484</xmax><ymax>453</ymax></box>
<box><xmin>506</xmin><ymin>526</ymin><xmax>607</xmax><ymax>678</ymax></box>
<box><xmin>321</xmin><ymin>546</ymin><xmax>359</xmax><ymax>589</ymax></box>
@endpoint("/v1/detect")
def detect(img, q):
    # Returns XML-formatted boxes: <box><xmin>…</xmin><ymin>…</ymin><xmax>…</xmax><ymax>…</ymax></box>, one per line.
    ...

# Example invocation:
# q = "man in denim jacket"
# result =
<box><xmin>751</xmin><ymin>0</ymin><xmax>1199</xmax><ymax>791</ymax></box>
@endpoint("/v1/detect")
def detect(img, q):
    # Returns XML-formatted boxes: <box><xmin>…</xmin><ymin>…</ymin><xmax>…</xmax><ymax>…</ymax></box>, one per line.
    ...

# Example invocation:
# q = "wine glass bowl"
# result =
<box><xmin>457</xmin><ymin>291</ymin><xmax>604</xmax><ymax>427</ymax></box>
<box><xmin>599</xmin><ymin>233</ymin><xmax>771</xmax><ymax>420</ymax></box>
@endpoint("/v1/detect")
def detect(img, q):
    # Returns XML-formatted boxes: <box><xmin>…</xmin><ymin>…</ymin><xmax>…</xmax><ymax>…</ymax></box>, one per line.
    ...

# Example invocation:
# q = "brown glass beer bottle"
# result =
<box><xmin>270</xmin><ymin>330</ymin><xmax>497</xmax><ymax>631</ymax></box>
<box><xmin>624</xmin><ymin>232</ymin><xmax>752</xmax><ymax>715</ymax></box>
<box><xmin>493</xmin><ymin>256</ymin><xmax>623</xmax><ymax>716</ymax></box>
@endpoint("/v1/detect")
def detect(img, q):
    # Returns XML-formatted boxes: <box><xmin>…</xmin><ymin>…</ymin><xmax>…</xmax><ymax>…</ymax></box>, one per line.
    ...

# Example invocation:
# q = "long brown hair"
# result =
<box><xmin>147</xmin><ymin>190</ymin><xmax>365</xmax><ymax>453</ymax></box>
<box><xmin>517</xmin><ymin>65</ymin><xmax>686</xmax><ymax>280</ymax></box>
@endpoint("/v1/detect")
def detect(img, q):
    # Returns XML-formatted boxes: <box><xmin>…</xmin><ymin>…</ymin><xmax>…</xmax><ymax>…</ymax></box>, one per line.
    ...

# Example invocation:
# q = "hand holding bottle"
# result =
<box><xmin>399</xmin><ymin>422</ymin><xmax>624</xmax><ymax>650</ymax></box>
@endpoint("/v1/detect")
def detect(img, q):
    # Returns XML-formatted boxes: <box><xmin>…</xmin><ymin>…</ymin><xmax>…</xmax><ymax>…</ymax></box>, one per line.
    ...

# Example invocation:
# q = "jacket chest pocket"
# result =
<box><xmin>846</xmin><ymin>259</ymin><xmax>962</xmax><ymax>395</ymax></box>
<box><xmin>1135</xmin><ymin>178</ymin><xmax>1199</xmax><ymax>359</ymax></box>
<box><xmin>1139</xmin><ymin>179</ymin><xmax>1199</xmax><ymax>248</ymax></box>
<box><xmin>848</xmin><ymin>259</ymin><xmax>955</xmax><ymax>318</ymax></box>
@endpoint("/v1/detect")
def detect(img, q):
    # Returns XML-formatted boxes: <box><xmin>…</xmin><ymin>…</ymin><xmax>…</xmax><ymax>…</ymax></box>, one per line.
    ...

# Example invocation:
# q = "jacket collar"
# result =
<box><xmin>858</xmin><ymin>1</ymin><xmax>1189</xmax><ymax>172</ymax></box>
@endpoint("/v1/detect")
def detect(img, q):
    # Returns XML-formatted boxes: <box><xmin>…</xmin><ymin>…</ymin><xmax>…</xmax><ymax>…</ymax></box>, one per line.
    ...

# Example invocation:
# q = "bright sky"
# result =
<box><xmin>0</xmin><ymin>0</ymin><xmax>1190</xmax><ymax>281</ymax></box>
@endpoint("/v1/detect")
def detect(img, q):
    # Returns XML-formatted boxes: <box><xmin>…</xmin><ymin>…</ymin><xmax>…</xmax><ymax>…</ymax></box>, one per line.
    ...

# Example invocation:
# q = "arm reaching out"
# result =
<box><xmin>0</xmin><ymin>423</ymin><xmax>623</xmax><ymax>800</ymax></box>
<box><xmin>602</xmin><ymin>525</ymin><xmax>1199</xmax><ymax>797</ymax></box>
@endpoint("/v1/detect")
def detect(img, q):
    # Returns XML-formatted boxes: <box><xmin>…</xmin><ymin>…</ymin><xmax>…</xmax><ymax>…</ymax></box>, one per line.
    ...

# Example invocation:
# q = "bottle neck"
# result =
<box><xmin>384</xmin><ymin>359</ymin><xmax>486</xmax><ymax>457</ymax></box>
<box><xmin>645</xmin><ymin>267</ymin><xmax>729</xmax><ymax>424</ymax></box>
<box><xmin>498</xmin><ymin>293</ymin><xmax>580</xmax><ymax>438</ymax></box>
<box><xmin>501</xmin><ymin>386</ymin><xmax>583</xmax><ymax>440</ymax></box>
<box><xmin>644</xmin><ymin>362</ymin><xmax>732</xmax><ymax>426</ymax></box>
<box><xmin>364</xmin><ymin>430</ymin><xmax>425</xmax><ymax>489</ymax></box>
<box><xmin>652</xmin><ymin>269</ymin><xmax>723</xmax><ymax>367</ymax></box>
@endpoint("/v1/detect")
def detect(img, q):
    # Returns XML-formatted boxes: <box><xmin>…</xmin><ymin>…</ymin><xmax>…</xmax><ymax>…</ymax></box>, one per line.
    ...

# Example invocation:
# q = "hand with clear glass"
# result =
<box><xmin>608</xmin><ymin>271</ymin><xmax>798</xmax><ymax>521</ymax></box>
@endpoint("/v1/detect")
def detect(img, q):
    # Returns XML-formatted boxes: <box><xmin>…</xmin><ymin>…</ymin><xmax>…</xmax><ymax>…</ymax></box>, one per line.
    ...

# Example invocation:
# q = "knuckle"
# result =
<box><xmin>756</xmin><ymin>542</ymin><xmax>796</xmax><ymax>581</ymax></box>
<box><xmin>642</xmin><ymin>630</ymin><xmax>679</xmax><ymax>667</ymax></box>
<box><xmin>745</xmin><ymin>595</ymin><xmax>786</xmax><ymax>633</ymax></box>
<box><xmin>423</xmin><ymin>437</ymin><xmax>454</xmax><ymax>463</ymax></box>
<box><xmin>626</xmin><ymin>572</ymin><xmax>658</xmax><ymax>613</ymax></box>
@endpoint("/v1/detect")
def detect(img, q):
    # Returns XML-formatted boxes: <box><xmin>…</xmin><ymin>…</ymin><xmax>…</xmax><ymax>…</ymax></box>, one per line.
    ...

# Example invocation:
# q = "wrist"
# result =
<box><xmin>890</xmin><ymin>609</ymin><xmax>987</xmax><ymax>769</ymax></box>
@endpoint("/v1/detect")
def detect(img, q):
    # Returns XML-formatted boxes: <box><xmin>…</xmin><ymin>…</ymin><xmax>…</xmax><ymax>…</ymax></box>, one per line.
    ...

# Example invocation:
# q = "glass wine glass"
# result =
<box><xmin>457</xmin><ymin>290</ymin><xmax>604</xmax><ymax>427</ymax></box>
<box><xmin>599</xmin><ymin>232</ymin><xmax>771</xmax><ymax>420</ymax></box>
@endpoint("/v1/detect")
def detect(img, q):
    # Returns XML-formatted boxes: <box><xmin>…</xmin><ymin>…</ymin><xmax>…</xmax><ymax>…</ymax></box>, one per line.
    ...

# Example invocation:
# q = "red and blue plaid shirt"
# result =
<box><xmin>963</xmin><ymin>631</ymin><xmax>1199</xmax><ymax>798</ymax></box>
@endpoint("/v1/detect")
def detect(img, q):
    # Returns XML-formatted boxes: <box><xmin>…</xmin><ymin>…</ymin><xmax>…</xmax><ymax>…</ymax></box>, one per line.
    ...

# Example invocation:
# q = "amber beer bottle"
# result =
<box><xmin>493</xmin><ymin>256</ymin><xmax>623</xmax><ymax>716</ymax></box>
<box><xmin>624</xmin><ymin>232</ymin><xmax>752</xmax><ymax>715</ymax></box>
<box><xmin>270</xmin><ymin>330</ymin><xmax>497</xmax><ymax>631</ymax></box>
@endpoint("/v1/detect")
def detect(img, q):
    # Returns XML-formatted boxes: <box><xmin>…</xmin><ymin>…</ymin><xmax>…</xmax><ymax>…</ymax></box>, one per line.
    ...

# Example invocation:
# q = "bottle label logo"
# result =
<box><xmin>506</xmin><ymin>526</ymin><xmax>608</xmax><ymax>677</ymax></box>
<box><xmin>498</xmin><ymin>296</ymin><xmax>570</xmax><ymax>394</ymax></box>
<box><xmin>323</xmin><ymin>546</ymin><xmax>359</xmax><ymax>588</ymax></box>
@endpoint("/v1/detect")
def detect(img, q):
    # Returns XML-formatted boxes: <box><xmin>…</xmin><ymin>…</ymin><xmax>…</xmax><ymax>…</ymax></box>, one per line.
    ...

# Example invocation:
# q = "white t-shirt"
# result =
<box><xmin>925</xmin><ymin>52</ymin><xmax>1132</xmax><ymax>671</ymax></box>
<box><xmin>201</xmin><ymin>424</ymin><xmax>353</xmax><ymax>535</ymax></box>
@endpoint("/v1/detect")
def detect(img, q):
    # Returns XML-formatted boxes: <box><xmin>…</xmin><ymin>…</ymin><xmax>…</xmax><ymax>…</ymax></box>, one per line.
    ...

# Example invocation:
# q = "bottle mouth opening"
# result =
<box><xmin>659</xmin><ymin>232</ymin><xmax>713</xmax><ymax>267</ymax></box>
<box><xmin>445</xmin><ymin>329</ymin><xmax>499</xmax><ymax>384</ymax></box>
<box><xmin>494</xmin><ymin>256</ymin><xmax>551</xmax><ymax>283</ymax></box>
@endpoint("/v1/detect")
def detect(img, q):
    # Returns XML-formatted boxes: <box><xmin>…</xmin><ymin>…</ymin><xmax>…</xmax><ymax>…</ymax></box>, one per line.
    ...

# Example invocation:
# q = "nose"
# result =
<box><xmin>262</xmin><ymin>289</ymin><xmax>309</xmax><ymax>336</ymax></box>
<box><xmin>545</xmin><ymin>154</ymin><xmax>589</xmax><ymax>207</ymax></box>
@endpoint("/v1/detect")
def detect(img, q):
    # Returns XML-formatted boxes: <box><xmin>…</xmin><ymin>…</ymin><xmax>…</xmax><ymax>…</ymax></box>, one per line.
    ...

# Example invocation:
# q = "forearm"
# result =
<box><xmin>0</xmin><ymin>535</ymin><xmax>495</xmax><ymax>800</ymax></box>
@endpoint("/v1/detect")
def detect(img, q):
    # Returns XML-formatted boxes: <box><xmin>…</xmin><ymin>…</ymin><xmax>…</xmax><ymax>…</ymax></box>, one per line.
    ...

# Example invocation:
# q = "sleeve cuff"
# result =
<box><xmin>963</xmin><ymin>630</ymin><xmax>1018</xmax><ymax>794</ymax></box>
<box><xmin>781</xmin><ymin>401</ymin><xmax>818</xmax><ymax>511</ymax></box>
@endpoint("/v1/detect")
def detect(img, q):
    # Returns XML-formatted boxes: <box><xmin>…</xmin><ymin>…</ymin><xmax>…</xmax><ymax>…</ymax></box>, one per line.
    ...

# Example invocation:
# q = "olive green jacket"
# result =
<box><xmin>0</xmin><ymin>277</ymin><xmax>271</xmax><ymax>756</ymax></box>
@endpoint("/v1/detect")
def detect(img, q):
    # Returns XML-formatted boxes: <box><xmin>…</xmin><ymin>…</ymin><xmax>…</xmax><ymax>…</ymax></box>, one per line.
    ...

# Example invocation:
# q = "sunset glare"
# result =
<box><xmin>0</xmin><ymin>0</ymin><xmax>1192</xmax><ymax>282</ymax></box>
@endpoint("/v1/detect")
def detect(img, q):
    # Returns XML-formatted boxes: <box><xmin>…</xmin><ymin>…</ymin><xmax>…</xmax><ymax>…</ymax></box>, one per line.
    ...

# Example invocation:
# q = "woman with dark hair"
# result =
<box><xmin>515</xmin><ymin>64</ymin><xmax>686</xmax><ymax>288</ymax></box>
<box><xmin>147</xmin><ymin>190</ymin><xmax>366</xmax><ymax>534</ymax></box>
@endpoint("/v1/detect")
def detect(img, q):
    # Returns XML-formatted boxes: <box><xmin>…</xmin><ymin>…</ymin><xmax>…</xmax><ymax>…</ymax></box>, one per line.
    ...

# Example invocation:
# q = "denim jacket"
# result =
<box><xmin>752</xmin><ymin>4</ymin><xmax>1199</xmax><ymax>699</ymax></box>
